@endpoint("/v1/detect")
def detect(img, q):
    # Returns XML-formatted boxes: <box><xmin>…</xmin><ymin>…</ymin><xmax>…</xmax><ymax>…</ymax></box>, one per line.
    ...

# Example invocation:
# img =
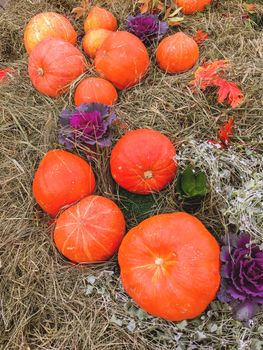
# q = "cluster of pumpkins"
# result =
<box><xmin>28</xmin><ymin>1</ymin><xmax>220</xmax><ymax>323</ymax></box>
<box><xmin>25</xmin><ymin>5</ymin><xmax>201</xmax><ymax>100</ymax></box>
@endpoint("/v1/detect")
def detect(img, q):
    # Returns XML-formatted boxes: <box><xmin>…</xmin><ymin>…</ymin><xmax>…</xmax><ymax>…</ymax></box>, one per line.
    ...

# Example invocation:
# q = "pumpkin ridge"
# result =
<box><xmin>61</xmin><ymin>224</ymin><xmax>79</xmax><ymax>256</ymax></box>
<box><xmin>80</xmin><ymin>229</ymin><xmax>93</xmax><ymax>261</ymax></box>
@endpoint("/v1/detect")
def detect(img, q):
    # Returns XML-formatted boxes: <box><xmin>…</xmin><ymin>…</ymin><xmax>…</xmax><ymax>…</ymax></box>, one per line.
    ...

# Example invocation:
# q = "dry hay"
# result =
<box><xmin>0</xmin><ymin>0</ymin><xmax>263</xmax><ymax>349</ymax></box>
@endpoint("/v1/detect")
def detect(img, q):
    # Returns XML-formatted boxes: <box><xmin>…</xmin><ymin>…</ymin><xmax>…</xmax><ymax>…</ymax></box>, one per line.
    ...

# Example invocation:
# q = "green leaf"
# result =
<box><xmin>176</xmin><ymin>172</ymin><xmax>183</xmax><ymax>195</ymax></box>
<box><xmin>176</xmin><ymin>165</ymin><xmax>208</xmax><ymax>199</ymax></box>
<box><xmin>195</xmin><ymin>171</ymin><xmax>208</xmax><ymax>196</ymax></box>
<box><xmin>181</xmin><ymin>165</ymin><xmax>196</xmax><ymax>195</ymax></box>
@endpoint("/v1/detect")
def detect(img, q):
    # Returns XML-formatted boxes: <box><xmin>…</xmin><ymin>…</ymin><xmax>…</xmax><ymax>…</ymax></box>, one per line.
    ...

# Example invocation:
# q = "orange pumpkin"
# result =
<box><xmin>74</xmin><ymin>77</ymin><xmax>118</xmax><ymax>106</ymax></box>
<box><xmin>156</xmin><ymin>32</ymin><xmax>199</xmax><ymax>74</ymax></box>
<box><xmin>33</xmin><ymin>150</ymin><xmax>96</xmax><ymax>216</ymax></box>
<box><xmin>118</xmin><ymin>212</ymin><xmax>220</xmax><ymax>321</ymax></box>
<box><xmin>95</xmin><ymin>31</ymin><xmax>150</xmax><ymax>90</ymax></box>
<box><xmin>24</xmin><ymin>12</ymin><xmax>77</xmax><ymax>54</ymax></box>
<box><xmin>82</xmin><ymin>29</ymin><xmax>112</xmax><ymax>58</ymax></box>
<box><xmin>174</xmin><ymin>0</ymin><xmax>212</xmax><ymax>14</ymax></box>
<box><xmin>28</xmin><ymin>38</ymin><xmax>86</xmax><ymax>97</ymax></box>
<box><xmin>84</xmin><ymin>6</ymin><xmax>117</xmax><ymax>32</ymax></box>
<box><xmin>110</xmin><ymin>129</ymin><xmax>177</xmax><ymax>194</ymax></box>
<box><xmin>54</xmin><ymin>195</ymin><xmax>125</xmax><ymax>263</ymax></box>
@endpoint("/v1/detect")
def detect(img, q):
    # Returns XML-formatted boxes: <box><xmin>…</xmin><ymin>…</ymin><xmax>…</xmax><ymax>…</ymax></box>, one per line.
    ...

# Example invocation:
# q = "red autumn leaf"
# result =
<box><xmin>215</xmin><ymin>78</ymin><xmax>244</xmax><ymax>108</ymax></box>
<box><xmin>0</xmin><ymin>68</ymin><xmax>13</xmax><ymax>83</ymax></box>
<box><xmin>193</xmin><ymin>30</ymin><xmax>209</xmax><ymax>44</ymax></box>
<box><xmin>218</xmin><ymin>117</ymin><xmax>235</xmax><ymax>147</ymax></box>
<box><xmin>207</xmin><ymin>117</ymin><xmax>235</xmax><ymax>149</ymax></box>
<box><xmin>190</xmin><ymin>60</ymin><xmax>229</xmax><ymax>90</ymax></box>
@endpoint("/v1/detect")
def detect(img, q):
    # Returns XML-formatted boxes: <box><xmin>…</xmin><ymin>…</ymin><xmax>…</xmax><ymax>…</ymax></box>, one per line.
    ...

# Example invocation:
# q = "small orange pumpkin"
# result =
<box><xmin>110</xmin><ymin>129</ymin><xmax>177</xmax><ymax>194</ymax></box>
<box><xmin>83</xmin><ymin>29</ymin><xmax>112</xmax><ymax>58</ymax></box>
<box><xmin>28</xmin><ymin>38</ymin><xmax>86</xmax><ymax>97</ymax></box>
<box><xmin>24</xmin><ymin>12</ymin><xmax>77</xmax><ymax>54</ymax></box>
<box><xmin>95</xmin><ymin>31</ymin><xmax>150</xmax><ymax>90</ymax></box>
<box><xmin>174</xmin><ymin>0</ymin><xmax>212</xmax><ymax>14</ymax></box>
<box><xmin>33</xmin><ymin>150</ymin><xmax>96</xmax><ymax>216</ymax></box>
<box><xmin>84</xmin><ymin>6</ymin><xmax>117</xmax><ymax>32</ymax></box>
<box><xmin>156</xmin><ymin>32</ymin><xmax>199</xmax><ymax>74</ymax></box>
<box><xmin>118</xmin><ymin>212</ymin><xmax>220</xmax><ymax>321</ymax></box>
<box><xmin>54</xmin><ymin>195</ymin><xmax>126</xmax><ymax>263</ymax></box>
<box><xmin>74</xmin><ymin>77</ymin><xmax>118</xmax><ymax>106</ymax></box>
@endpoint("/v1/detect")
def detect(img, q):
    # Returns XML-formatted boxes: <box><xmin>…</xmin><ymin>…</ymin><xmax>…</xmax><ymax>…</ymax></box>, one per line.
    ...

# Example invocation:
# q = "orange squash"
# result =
<box><xmin>84</xmin><ymin>6</ymin><xmax>117</xmax><ymax>32</ymax></box>
<box><xmin>110</xmin><ymin>129</ymin><xmax>177</xmax><ymax>194</ymax></box>
<box><xmin>54</xmin><ymin>195</ymin><xmax>125</xmax><ymax>263</ymax></box>
<box><xmin>33</xmin><ymin>150</ymin><xmax>96</xmax><ymax>216</ymax></box>
<box><xmin>174</xmin><ymin>0</ymin><xmax>212</xmax><ymax>14</ymax></box>
<box><xmin>82</xmin><ymin>29</ymin><xmax>112</xmax><ymax>58</ymax></box>
<box><xmin>74</xmin><ymin>77</ymin><xmax>118</xmax><ymax>106</ymax></box>
<box><xmin>118</xmin><ymin>212</ymin><xmax>220</xmax><ymax>321</ymax></box>
<box><xmin>28</xmin><ymin>38</ymin><xmax>86</xmax><ymax>97</ymax></box>
<box><xmin>24</xmin><ymin>12</ymin><xmax>77</xmax><ymax>54</ymax></box>
<box><xmin>156</xmin><ymin>32</ymin><xmax>199</xmax><ymax>74</ymax></box>
<box><xmin>95</xmin><ymin>31</ymin><xmax>150</xmax><ymax>90</ymax></box>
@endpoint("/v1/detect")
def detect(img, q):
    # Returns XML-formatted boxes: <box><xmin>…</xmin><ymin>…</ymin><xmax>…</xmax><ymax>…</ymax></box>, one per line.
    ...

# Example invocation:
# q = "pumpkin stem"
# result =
<box><xmin>144</xmin><ymin>170</ymin><xmax>153</xmax><ymax>179</ymax></box>
<box><xmin>155</xmin><ymin>258</ymin><xmax>163</xmax><ymax>266</ymax></box>
<box><xmin>37</xmin><ymin>67</ymin><xmax>44</xmax><ymax>76</ymax></box>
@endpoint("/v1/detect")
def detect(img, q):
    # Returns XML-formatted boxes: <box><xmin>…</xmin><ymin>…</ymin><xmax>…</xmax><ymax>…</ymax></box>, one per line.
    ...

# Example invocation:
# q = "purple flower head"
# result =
<box><xmin>126</xmin><ymin>14</ymin><xmax>168</xmax><ymax>42</ymax></box>
<box><xmin>59</xmin><ymin>103</ymin><xmax>116</xmax><ymax>150</ymax></box>
<box><xmin>218</xmin><ymin>233</ymin><xmax>263</xmax><ymax>321</ymax></box>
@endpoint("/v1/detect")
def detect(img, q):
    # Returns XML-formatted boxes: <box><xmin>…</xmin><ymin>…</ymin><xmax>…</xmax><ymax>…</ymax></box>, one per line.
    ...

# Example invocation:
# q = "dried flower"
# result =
<box><xmin>126</xmin><ymin>14</ymin><xmax>168</xmax><ymax>42</ymax></box>
<box><xmin>218</xmin><ymin>233</ymin><xmax>263</xmax><ymax>321</ymax></box>
<box><xmin>59</xmin><ymin>103</ymin><xmax>116</xmax><ymax>149</ymax></box>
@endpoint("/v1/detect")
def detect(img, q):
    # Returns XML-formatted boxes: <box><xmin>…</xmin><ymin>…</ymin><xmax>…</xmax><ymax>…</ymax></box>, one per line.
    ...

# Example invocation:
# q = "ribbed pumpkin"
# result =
<box><xmin>33</xmin><ymin>150</ymin><xmax>96</xmax><ymax>216</ymax></box>
<box><xmin>54</xmin><ymin>195</ymin><xmax>125</xmax><ymax>263</ymax></box>
<box><xmin>156</xmin><ymin>32</ymin><xmax>199</xmax><ymax>74</ymax></box>
<box><xmin>84</xmin><ymin>6</ymin><xmax>117</xmax><ymax>32</ymax></box>
<box><xmin>118</xmin><ymin>212</ymin><xmax>220</xmax><ymax>321</ymax></box>
<box><xmin>28</xmin><ymin>38</ymin><xmax>86</xmax><ymax>97</ymax></box>
<box><xmin>95</xmin><ymin>31</ymin><xmax>150</xmax><ymax>90</ymax></box>
<box><xmin>24</xmin><ymin>12</ymin><xmax>77</xmax><ymax>54</ymax></box>
<box><xmin>74</xmin><ymin>77</ymin><xmax>118</xmax><ymax>106</ymax></box>
<box><xmin>174</xmin><ymin>0</ymin><xmax>212</xmax><ymax>14</ymax></box>
<box><xmin>83</xmin><ymin>29</ymin><xmax>112</xmax><ymax>58</ymax></box>
<box><xmin>110</xmin><ymin>129</ymin><xmax>177</xmax><ymax>194</ymax></box>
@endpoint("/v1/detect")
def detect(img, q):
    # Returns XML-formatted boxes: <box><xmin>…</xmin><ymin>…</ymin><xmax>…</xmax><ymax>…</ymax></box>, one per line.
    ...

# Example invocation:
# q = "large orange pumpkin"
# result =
<box><xmin>74</xmin><ymin>77</ymin><xmax>118</xmax><ymax>106</ymax></box>
<box><xmin>156</xmin><ymin>32</ymin><xmax>199</xmax><ymax>74</ymax></box>
<box><xmin>118</xmin><ymin>212</ymin><xmax>220</xmax><ymax>321</ymax></box>
<box><xmin>95</xmin><ymin>31</ymin><xmax>150</xmax><ymax>90</ymax></box>
<box><xmin>82</xmin><ymin>29</ymin><xmax>112</xmax><ymax>58</ymax></box>
<box><xmin>110</xmin><ymin>129</ymin><xmax>177</xmax><ymax>194</ymax></box>
<box><xmin>84</xmin><ymin>6</ymin><xmax>117</xmax><ymax>32</ymax></box>
<box><xmin>28</xmin><ymin>38</ymin><xmax>86</xmax><ymax>97</ymax></box>
<box><xmin>33</xmin><ymin>150</ymin><xmax>96</xmax><ymax>216</ymax></box>
<box><xmin>174</xmin><ymin>0</ymin><xmax>212</xmax><ymax>14</ymax></box>
<box><xmin>54</xmin><ymin>195</ymin><xmax>125</xmax><ymax>263</ymax></box>
<box><xmin>24</xmin><ymin>12</ymin><xmax>77</xmax><ymax>54</ymax></box>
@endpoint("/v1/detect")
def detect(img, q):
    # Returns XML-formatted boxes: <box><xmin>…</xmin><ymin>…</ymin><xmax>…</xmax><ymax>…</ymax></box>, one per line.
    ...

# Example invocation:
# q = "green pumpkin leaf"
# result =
<box><xmin>195</xmin><ymin>171</ymin><xmax>208</xmax><ymax>196</ymax></box>
<box><xmin>176</xmin><ymin>165</ymin><xmax>208</xmax><ymax>198</ymax></box>
<box><xmin>176</xmin><ymin>172</ymin><xmax>184</xmax><ymax>195</ymax></box>
<box><xmin>180</xmin><ymin>165</ymin><xmax>196</xmax><ymax>195</ymax></box>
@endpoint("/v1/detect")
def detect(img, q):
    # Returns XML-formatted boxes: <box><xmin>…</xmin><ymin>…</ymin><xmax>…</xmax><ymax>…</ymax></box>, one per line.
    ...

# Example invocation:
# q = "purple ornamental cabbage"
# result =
<box><xmin>126</xmin><ymin>14</ymin><xmax>168</xmax><ymax>42</ymax></box>
<box><xmin>59</xmin><ymin>103</ymin><xmax>116</xmax><ymax>149</ymax></box>
<box><xmin>217</xmin><ymin>233</ymin><xmax>263</xmax><ymax>322</ymax></box>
